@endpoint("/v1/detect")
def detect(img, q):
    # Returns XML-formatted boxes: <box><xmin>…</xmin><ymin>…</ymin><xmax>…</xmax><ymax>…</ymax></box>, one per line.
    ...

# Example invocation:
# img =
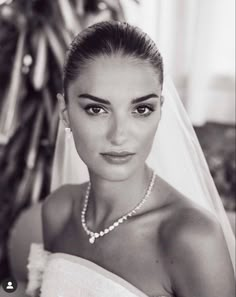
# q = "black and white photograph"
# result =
<box><xmin>0</xmin><ymin>0</ymin><xmax>235</xmax><ymax>296</ymax></box>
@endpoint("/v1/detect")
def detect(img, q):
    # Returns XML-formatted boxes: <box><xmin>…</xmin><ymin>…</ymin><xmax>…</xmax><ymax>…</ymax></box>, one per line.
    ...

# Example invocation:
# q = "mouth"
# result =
<box><xmin>101</xmin><ymin>151</ymin><xmax>135</xmax><ymax>157</ymax></box>
<box><xmin>100</xmin><ymin>151</ymin><xmax>135</xmax><ymax>164</ymax></box>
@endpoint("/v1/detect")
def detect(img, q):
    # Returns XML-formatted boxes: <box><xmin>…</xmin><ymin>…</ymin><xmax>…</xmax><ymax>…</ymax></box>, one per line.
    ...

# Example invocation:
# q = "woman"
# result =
<box><xmin>26</xmin><ymin>21</ymin><xmax>235</xmax><ymax>297</ymax></box>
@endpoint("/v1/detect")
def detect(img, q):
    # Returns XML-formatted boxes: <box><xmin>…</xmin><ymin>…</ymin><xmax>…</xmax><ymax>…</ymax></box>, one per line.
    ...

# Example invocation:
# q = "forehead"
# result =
<box><xmin>68</xmin><ymin>55</ymin><xmax>162</xmax><ymax>99</ymax></box>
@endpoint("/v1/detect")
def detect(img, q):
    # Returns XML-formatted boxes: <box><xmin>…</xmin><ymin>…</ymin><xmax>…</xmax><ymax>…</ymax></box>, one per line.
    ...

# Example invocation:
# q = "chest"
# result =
<box><xmin>53</xmin><ymin>212</ymin><xmax>173</xmax><ymax>297</ymax></box>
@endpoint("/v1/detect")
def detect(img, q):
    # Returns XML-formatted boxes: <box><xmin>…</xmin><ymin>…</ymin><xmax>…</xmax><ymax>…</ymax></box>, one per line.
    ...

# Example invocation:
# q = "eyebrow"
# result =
<box><xmin>78</xmin><ymin>93</ymin><xmax>159</xmax><ymax>104</ymax></box>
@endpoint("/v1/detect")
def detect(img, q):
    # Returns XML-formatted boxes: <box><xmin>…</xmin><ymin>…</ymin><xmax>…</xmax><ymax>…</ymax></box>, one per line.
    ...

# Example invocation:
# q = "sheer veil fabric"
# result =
<box><xmin>51</xmin><ymin>74</ymin><xmax>235</xmax><ymax>276</ymax></box>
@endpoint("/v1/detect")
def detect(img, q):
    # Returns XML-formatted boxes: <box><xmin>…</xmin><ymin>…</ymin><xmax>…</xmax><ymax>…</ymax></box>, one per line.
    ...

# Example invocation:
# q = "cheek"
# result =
<box><xmin>135</xmin><ymin>113</ymin><xmax>160</xmax><ymax>141</ymax></box>
<box><xmin>74</xmin><ymin>127</ymin><xmax>98</xmax><ymax>150</ymax></box>
<box><xmin>70</xmin><ymin>117</ymin><xmax>105</xmax><ymax>158</ymax></box>
<box><xmin>136</xmin><ymin>121</ymin><xmax>159</xmax><ymax>155</ymax></box>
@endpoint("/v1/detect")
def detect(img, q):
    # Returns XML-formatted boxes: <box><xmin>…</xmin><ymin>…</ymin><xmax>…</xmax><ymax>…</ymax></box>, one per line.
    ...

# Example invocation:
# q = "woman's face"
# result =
<box><xmin>66</xmin><ymin>55</ymin><xmax>163</xmax><ymax>181</ymax></box>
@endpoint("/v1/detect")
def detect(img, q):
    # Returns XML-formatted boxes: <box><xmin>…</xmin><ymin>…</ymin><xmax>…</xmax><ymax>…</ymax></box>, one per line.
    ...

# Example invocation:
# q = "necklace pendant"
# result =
<box><xmin>89</xmin><ymin>236</ymin><xmax>95</xmax><ymax>244</ymax></box>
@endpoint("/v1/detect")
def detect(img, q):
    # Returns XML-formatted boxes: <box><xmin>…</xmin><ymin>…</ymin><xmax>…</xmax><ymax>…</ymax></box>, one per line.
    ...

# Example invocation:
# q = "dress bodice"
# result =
<box><xmin>26</xmin><ymin>243</ymin><xmax>170</xmax><ymax>297</ymax></box>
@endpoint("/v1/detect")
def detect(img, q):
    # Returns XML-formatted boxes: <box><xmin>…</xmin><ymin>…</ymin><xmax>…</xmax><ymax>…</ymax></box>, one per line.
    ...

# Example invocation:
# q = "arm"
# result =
<box><xmin>162</xmin><ymin>207</ymin><xmax>235</xmax><ymax>297</ymax></box>
<box><xmin>42</xmin><ymin>185</ymin><xmax>73</xmax><ymax>251</ymax></box>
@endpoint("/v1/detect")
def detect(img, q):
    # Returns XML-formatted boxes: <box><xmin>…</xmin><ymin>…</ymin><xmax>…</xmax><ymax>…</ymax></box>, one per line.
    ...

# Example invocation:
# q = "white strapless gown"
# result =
<box><xmin>25</xmin><ymin>243</ymin><xmax>169</xmax><ymax>297</ymax></box>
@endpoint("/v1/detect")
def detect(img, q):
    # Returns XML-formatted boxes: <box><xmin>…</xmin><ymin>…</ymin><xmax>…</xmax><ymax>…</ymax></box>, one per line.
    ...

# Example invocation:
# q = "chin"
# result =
<box><xmin>91</xmin><ymin>163</ymin><xmax>137</xmax><ymax>182</ymax></box>
<box><xmin>105</xmin><ymin>169</ymin><xmax>133</xmax><ymax>182</ymax></box>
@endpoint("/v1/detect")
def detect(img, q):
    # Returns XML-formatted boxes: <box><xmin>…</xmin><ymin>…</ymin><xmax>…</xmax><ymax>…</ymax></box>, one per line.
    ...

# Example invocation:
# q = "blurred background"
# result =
<box><xmin>0</xmin><ymin>0</ymin><xmax>235</xmax><ymax>293</ymax></box>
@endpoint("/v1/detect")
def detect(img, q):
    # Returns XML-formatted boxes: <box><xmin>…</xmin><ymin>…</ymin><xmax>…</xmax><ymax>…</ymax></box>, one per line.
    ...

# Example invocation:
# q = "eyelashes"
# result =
<box><xmin>134</xmin><ymin>105</ymin><xmax>155</xmax><ymax>116</ymax></box>
<box><xmin>84</xmin><ymin>104</ymin><xmax>156</xmax><ymax>117</ymax></box>
<box><xmin>84</xmin><ymin>105</ymin><xmax>105</xmax><ymax>115</ymax></box>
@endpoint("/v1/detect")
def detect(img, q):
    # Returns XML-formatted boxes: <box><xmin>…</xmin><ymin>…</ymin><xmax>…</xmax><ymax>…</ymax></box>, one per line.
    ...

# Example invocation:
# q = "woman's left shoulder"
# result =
<box><xmin>157</xmin><ymin>188</ymin><xmax>235</xmax><ymax>296</ymax></box>
<box><xmin>159</xmin><ymin>190</ymin><xmax>221</xmax><ymax>251</ymax></box>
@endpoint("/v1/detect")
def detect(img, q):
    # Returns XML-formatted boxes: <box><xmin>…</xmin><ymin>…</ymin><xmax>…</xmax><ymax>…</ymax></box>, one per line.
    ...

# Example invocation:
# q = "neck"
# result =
<box><xmin>86</xmin><ymin>164</ymin><xmax>153</xmax><ymax>230</ymax></box>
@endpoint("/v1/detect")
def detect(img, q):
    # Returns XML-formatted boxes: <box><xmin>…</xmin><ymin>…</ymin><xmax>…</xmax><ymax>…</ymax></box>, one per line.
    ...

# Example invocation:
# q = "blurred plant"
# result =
<box><xmin>0</xmin><ymin>0</ymin><xmax>138</xmax><ymax>281</ymax></box>
<box><xmin>0</xmin><ymin>0</ymin><xmax>138</xmax><ymax>212</ymax></box>
<box><xmin>194</xmin><ymin>124</ymin><xmax>236</xmax><ymax>212</ymax></box>
<box><xmin>207</xmin><ymin>151</ymin><xmax>236</xmax><ymax>211</ymax></box>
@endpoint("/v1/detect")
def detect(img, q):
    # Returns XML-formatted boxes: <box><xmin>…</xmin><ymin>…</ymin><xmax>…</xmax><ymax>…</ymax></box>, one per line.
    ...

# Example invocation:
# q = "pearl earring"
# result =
<box><xmin>65</xmin><ymin>127</ymin><xmax>72</xmax><ymax>138</ymax></box>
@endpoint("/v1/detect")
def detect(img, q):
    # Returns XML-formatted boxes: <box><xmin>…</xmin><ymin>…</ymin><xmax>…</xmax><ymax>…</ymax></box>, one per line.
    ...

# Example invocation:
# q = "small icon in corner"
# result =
<box><xmin>1</xmin><ymin>278</ymin><xmax>17</xmax><ymax>293</ymax></box>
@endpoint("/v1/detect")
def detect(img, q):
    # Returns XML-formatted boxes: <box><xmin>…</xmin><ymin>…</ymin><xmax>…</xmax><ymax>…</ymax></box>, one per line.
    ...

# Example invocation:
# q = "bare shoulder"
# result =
<box><xmin>157</xmin><ymin>182</ymin><xmax>235</xmax><ymax>296</ymax></box>
<box><xmin>42</xmin><ymin>183</ymin><xmax>87</xmax><ymax>251</ymax></box>
<box><xmin>156</xmin><ymin>176</ymin><xmax>222</xmax><ymax>254</ymax></box>
<box><xmin>158</xmin><ymin>181</ymin><xmax>220</xmax><ymax>249</ymax></box>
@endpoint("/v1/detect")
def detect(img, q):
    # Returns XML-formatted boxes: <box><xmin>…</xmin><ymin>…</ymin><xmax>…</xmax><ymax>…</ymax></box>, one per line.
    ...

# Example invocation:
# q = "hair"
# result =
<box><xmin>63</xmin><ymin>21</ymin><xmax>164</xmax><ymax>103</ymax></box>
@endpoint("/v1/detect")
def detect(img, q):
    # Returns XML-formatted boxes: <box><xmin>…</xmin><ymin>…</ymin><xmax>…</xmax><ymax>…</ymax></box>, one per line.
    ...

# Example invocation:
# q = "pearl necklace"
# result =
<box><xmin>81</xmin><ymin>171</ymin><xmax>156</xmax><ymax>244</ymax></box>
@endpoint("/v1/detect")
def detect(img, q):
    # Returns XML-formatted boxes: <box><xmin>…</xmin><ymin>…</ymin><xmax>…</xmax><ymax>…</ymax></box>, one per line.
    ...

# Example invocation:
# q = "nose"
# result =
<box><xmin>107</xmin><ymin>114</ymin><xmax>128</xmax><ymax>146</ymax></box>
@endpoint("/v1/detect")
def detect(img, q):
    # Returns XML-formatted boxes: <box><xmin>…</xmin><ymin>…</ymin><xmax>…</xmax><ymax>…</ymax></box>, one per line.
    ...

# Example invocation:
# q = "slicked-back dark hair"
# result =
<box><xmin>63</xmin><ymin>21</ymin><xmax>163</xmax><ymax>102</ymax></box>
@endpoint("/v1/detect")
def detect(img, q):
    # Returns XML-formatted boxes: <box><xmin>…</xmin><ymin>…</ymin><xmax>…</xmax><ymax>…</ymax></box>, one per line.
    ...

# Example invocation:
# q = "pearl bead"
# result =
<box><xmin>89</xmin><ymin>237</ymin><xmax>95</xmax><ymax>244</ymax></box>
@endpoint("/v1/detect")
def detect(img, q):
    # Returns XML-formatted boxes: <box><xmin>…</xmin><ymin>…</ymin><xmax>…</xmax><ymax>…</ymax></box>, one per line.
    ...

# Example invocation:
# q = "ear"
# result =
<box><xmin>57</xmin><ymin>93</ymin><xmax>70</xmax><ymax>128</ymax></box>
<box><xmin>159</xmin><ymin>95</ymin><xmax>165</xmax><ymax>120</ymax></box>
<box><xmin>160</xmin><ymin>95</ymin><xmax>165</xmax><ymax>107</ymax></box>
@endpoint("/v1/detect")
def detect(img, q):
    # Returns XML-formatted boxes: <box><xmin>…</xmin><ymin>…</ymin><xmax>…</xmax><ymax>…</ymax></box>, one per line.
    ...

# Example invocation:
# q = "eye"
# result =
<box><xmin>84</xmin><ymin>105</ymin><xmax>107</xmax><ymax>115</ymax></box>
<box><xmin>133</xmin><ymin>105</ymin><xmax>155</xmax><ymax>116</ymax></box>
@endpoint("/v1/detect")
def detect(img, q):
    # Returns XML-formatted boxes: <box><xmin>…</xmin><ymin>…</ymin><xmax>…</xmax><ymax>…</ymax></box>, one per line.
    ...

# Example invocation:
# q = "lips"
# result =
<box><xmin>101</xmin><ymin>151</ymin><xmax>135</xmax><ymax>157</ymax></box>
<box><xmin>100</xmin><ymin>151</ymin><xmax>135</xmax><ymax>164</ymax></box>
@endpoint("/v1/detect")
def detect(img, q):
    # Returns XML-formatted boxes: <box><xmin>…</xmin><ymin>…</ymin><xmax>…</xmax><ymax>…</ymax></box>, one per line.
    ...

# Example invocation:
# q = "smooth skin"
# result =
<box><xmin>43</xmin><ymin>55</ymin><xmax>235</xmax><ymax>297</ymax></box>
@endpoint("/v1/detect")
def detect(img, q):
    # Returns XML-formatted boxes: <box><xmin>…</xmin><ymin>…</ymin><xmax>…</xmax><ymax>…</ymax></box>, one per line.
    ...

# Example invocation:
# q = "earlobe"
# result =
<box><xmin>160</xmin><ymin>95</ymin><xmax>165</xmax><ymax>106</ymax></box>
<box><xmin>57</xmin><ymin>93</ymin><xmax>66</xmax><ymax>109</ymax></box>
<box><xmin>160</xmin><ymin>96</ymin><xmax>164</xmax><ymax>120</ymax></box>
<box><xmin>57</xmin><ymin>93</ymin><xmax>70</xmax><ymax>128</ymax></box>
